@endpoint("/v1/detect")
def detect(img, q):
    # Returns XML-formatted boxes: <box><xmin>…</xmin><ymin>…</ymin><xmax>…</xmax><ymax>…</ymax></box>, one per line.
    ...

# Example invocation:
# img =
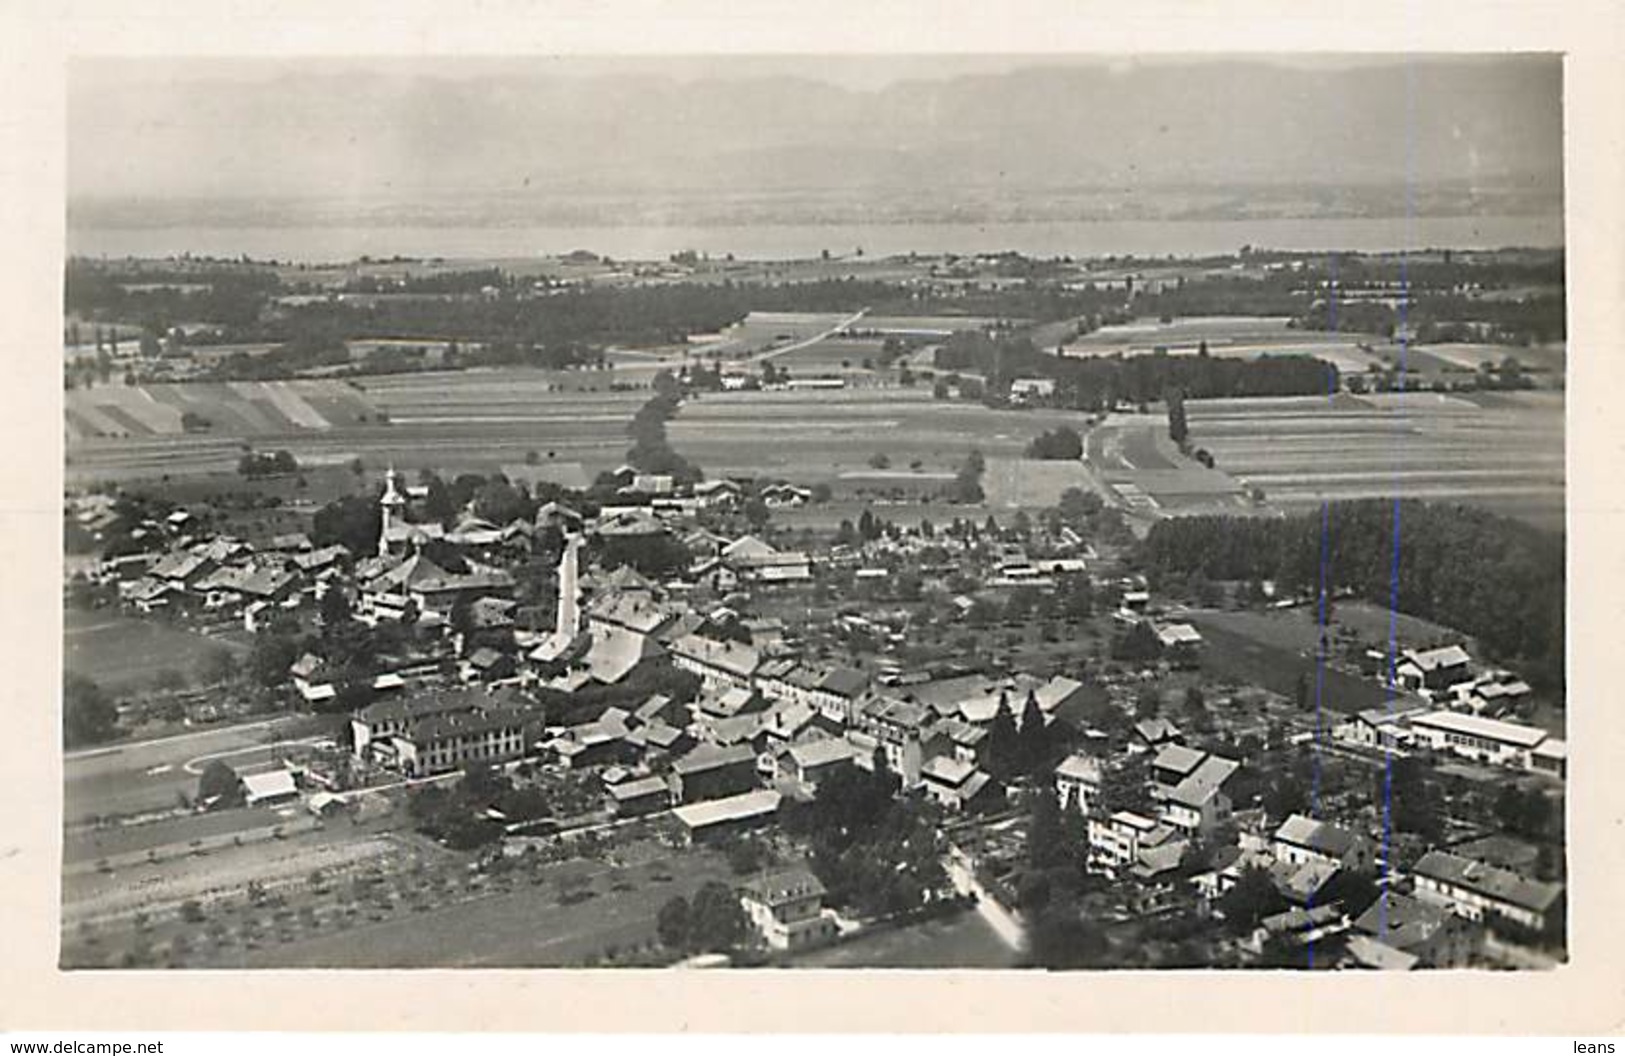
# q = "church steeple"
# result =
<box><xmin>379</xmin><ymin>465</ymin><xmax>406</xmax><ymax>556</ymax></box>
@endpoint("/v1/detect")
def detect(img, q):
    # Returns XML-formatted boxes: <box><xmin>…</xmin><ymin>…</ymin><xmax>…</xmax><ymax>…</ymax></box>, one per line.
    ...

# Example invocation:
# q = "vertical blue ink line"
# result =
<box><xmin>1381</xmin><ymin>57</ymin><xmax>1420</xmax><ymax>941</ymax></box>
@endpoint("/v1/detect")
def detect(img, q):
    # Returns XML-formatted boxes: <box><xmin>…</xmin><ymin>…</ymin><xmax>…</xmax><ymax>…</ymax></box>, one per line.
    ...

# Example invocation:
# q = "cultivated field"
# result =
<box><xmin>671</xmin><ymin>387</ymin><xmax>1087</xmax><ymax>481</ymax></box>
<box><xmin>65</xmin><ymin>368</ymin><xmax>657</xmax><ymax>485</ymax></box>
<box><xmin>1186</xmin><ymin>390</ymin><xmax>1565</xmax><ymax>531</ymax></box>
<box><xmin>1057</xmin><ymin>316</ymin><xmax>1386</xmax><ymax>375</ymax></box>
<box><xmin>1084</xmin><ymin>415</ymin><xmax>1251</xmax><ymax>518</ymax></box>
<box><xmin>65</xmin><ymin>380</ymin><xmax>380</xmax><ymax>441</ymax></box>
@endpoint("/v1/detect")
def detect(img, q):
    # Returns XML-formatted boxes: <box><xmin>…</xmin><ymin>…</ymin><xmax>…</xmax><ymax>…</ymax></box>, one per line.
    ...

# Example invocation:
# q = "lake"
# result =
<box><xmin>67</xmin><ymin>214</ymin><xmax>1563</xmax><ymax>264</ymax></box>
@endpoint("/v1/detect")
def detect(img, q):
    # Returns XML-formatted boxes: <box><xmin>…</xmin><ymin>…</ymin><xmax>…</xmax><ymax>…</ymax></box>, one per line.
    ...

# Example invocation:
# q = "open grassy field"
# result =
<box><xmin>690</xmin><ymin>310</ymin><xmax>856</xmax><ymax>359</ymax></box>
<box><xmin>1415</xmin><ymin>342</ymin><xmax>1565</xmax><ymax>375</ymax></box>
<box><xmin>1187</xmin><ymin>611</ymin><xmax>1395</xmax><ymax>715</ymax></box>
<box><xmin>766</xmin><ymin>336</ymin><xmax>888</xmax><ymax>373</ymax></box>
<box><xmin>1187</xmin><ymin>390</ymin><xmax>1564</xmax><ymax>532</ymax></box>
<box><xmin>65</xmin><ymin>609</ymin><xmax>246</xmax><ymax>694</ymax></box>
<box><xmin>63</xmin><ymin>715</ymin><xmax>332</xmax><ymax>825</ymax></box>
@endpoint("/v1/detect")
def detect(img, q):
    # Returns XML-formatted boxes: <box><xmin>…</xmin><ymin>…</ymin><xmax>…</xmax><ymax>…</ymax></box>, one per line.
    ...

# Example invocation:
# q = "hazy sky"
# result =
<box><xmin>68</xmin><ymin>54</ymin><xmax>1563</xmax><ymax>203</ymax></box>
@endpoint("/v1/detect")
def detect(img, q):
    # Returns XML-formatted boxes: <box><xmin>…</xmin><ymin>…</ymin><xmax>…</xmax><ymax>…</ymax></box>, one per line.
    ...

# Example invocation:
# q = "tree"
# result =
<box><xmin>197</xmin><ymin>760</ymin><xmax>244</xmax><ymax>809</ymax></box>
<box><xmin>1027</xmin><ymin>906</ymin><xmax>1111</xmax><ymax>968</ymax></box>
<box><xmin>63</xmin><ymin>673</ymin><xmax>118</xmax><ymax>748</ymax></box>
<box><xmin>985</xmin><ymin>695</ymin><xmax>1020</xmax><ymax>779</ymax></box>
<box><xmin>319</xmin><ymin>586</ymin><xmax>353</xmax><ymax>630</ymax></box>
<box><xmin>1114</xmin><ymin>620</ymin><xmax>1163</xmax><ymax>664</ymax></box>
<box><xmin>1217</xmin><ymin>865</ymin><xmax>1286</xmax><ymax>935</ymax></box>
<box><xmin>687</xmin><ymin>881</ymin><xmax>747</xmax><ymax>953</ymax></box>
<box><xmin>1166</xmin><ymin>387</ymin><xmax>1189</xmax><ymax>450</ymax></box>
<box><xmin>868</xmin><ymin>452</ymin><xmax>891</xmax><ymax>470</ymax></box>
<box><xmin>657</xmin><ymin>895</ymin><xmax>691</xmax><ymax>950</ymax></box>
<box><xmin>1026</xmin><ymin>426</ymin><xmax>1084</xmax><ymax>461</ymax></box>
<box><xmin>1017</xmin><ymin>690</ymin><xmax>1052</xmax><ymax>777</ymax></box>
<box><xmin>249</xmin><ymin>632</ymin><xmax>300</xmax><ymax>689</ymax></box>
<box><xmin>1385</xmin><ymin>755</ymin><xmax>1443</xmax><ymax>841</ymax></box>
<box><xmin>312</xmin><ymin>494</ymin><xmax>384</xmax><ymax>556</ymax></box>
<box><xmin>1292</xmin><ymin>670</ymin><xmax>1312</xmax><ymax>711</ymax></box>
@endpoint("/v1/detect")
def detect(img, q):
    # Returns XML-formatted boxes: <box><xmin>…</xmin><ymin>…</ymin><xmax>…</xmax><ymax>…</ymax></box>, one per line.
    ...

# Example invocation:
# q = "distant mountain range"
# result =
<box><xmin>69</xmin><ymin>58</ymin><xmax>1563</xmax><ymax>224</ymax></box>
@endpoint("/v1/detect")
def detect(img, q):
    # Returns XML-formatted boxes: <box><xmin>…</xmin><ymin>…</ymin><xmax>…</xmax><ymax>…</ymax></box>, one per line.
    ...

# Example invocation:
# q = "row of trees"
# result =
<box><xmin>627</xmin><ymin>378</ymin><xmax>703</xmax><ymax>484</ymax></box>
<box><xmin>1137</xmin><ymin>499</ymin><xmax>1565</xmax><ymax>689</ymax></box>
<box><xmin>934</xmin><ymin>330</ymin><xmax>1338</xmax><ymax>409</ymax></box>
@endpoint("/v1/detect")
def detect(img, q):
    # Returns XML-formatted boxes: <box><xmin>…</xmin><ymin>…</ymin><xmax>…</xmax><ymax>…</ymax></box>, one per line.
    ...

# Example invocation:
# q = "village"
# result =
<box><xmin>61</xmin><ymin>413</ymin><xmax>1568</xmax><ymax>970</ymax></box>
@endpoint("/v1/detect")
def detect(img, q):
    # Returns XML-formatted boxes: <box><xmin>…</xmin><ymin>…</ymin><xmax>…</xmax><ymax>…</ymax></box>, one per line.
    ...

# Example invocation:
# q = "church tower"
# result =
<box><xmin>379</xmin><ymin>465</ymin><xmax>406</xmax><ymax>557</ymax></box>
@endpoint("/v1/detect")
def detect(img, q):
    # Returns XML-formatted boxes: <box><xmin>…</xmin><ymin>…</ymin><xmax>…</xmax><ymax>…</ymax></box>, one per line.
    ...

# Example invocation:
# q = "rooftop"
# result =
<box><xmin>1273</xmin><ymin>814</ymin><xmax>1363</xmax><ymax>858</ymax></box>
<box><xmin>1413</xmin><ymin>850</ymin><xmax>1564</xmax><ymax>913</ymax></box>
<box><xmin>672</xmin><ymin>742</ymin><xmax>757</xmax><ymax>776</ymax></box>
<box><xmin>672</xmin><ymin>789</ymin><xmax>782</xmax><ymax>830</ymax></box>
<box><xmin>787</xmin><ymin>737</ymin><xmax>857</xmax><ymax>770</ymax></box>
<box><xmin>739</xmin><ymin>867</ymin><xmax>825</xmax><ymax>908</ymax></box>
<box><xmin>1410</xmin><ymin>710</ymin><xmax>1550</xmax><ymax>749</ymax></box>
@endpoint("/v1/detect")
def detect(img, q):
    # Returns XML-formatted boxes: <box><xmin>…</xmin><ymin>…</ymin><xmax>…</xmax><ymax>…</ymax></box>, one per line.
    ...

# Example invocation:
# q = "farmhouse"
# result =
<box><xmin>1155</xmin><ymin>623</ymin><xmax>1204</xmax><ymax>667</ymax></box>
<box><xmin>1393</xmin><ymin>644</ymin><xmax>1473</xmax><ymax>694</ymax></box>
<box><xmin>761</xmin><ymin>484</ymin><xmax>813</xmax><ymax>508</ymax></box>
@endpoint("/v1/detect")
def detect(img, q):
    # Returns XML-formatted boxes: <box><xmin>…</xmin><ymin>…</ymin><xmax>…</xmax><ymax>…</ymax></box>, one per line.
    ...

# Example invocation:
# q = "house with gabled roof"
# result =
<box><xmin>1411</xmin><ymin>850</ymin><xmax>1564</xmax><ymax>935</ymax></box>
<box><xmin>1271</xmin><ymin>814</ymin><xmax>1372</xmax><ymax>871</ymax></box>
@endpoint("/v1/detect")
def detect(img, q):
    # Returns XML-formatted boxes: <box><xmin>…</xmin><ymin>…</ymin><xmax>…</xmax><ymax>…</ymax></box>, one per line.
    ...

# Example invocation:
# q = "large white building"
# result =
<box><xmin>1406</xmin><ymin>710</ymin><xmax>1566</xmax><ymax>777</ymax></box>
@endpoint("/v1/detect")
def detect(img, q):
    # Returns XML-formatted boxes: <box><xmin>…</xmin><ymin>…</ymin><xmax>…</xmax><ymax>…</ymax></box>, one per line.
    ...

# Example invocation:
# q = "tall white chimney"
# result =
<box><xmin>556</xmin><ymin>534</ymin><xmax>583</xmax><ymax>640</ymax></box>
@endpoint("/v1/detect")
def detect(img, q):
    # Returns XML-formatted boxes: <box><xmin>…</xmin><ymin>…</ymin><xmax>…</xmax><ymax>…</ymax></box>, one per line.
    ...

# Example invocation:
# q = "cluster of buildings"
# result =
<box><xmin>76</xmin><ymin>454</ymin><xmax>1566</xmax><ymax>968</ymax></box>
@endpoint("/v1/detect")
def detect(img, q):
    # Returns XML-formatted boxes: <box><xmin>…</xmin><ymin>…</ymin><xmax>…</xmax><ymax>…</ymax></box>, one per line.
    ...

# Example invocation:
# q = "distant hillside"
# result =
<box><xmin>70</xmin><ymin>57</ymin><xmax>1563</xmax><ymax>223</ymax></box>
